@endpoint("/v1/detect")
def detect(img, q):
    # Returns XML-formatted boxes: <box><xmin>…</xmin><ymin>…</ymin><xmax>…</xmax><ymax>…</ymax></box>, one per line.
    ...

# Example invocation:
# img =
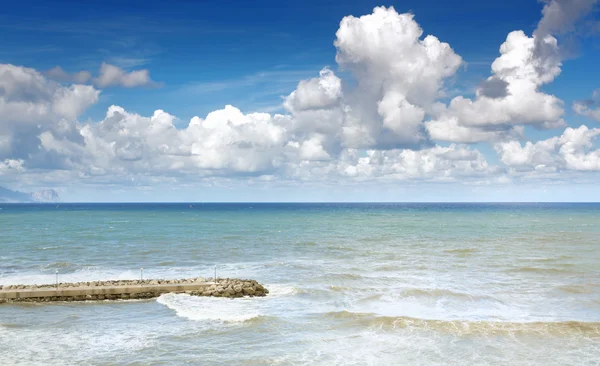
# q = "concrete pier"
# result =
<box><xmin>0</xmin><ymin>278</ymin><xmax>268</xmax><ymax>303</ymax></box>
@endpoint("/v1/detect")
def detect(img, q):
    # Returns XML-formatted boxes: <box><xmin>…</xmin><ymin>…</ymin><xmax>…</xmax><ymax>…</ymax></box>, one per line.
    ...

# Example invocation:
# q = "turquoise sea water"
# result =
<box><xmin>0</xmin><ymin>203</ymin><xmax>599</xmax><ymax>365</ymax></box>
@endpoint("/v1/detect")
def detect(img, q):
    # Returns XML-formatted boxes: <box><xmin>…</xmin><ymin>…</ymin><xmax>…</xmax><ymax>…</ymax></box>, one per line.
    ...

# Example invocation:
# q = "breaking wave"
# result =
<box><xmin>323</xmin><ymin>311</ymin><xmax>600</xmax><ymax>336</ymax></box>
<box><xmin>157</xmin><ymin>293</ymin><xmax>262</xmax><ymax>323</ymax></box>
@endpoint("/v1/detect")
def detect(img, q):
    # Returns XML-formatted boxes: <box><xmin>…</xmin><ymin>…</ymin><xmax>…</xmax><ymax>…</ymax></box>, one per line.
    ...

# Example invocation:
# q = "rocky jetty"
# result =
<box><xmin>0</xmin><ymin>278</ymin><xmax>268</xmax><ymax>304</ymax></box>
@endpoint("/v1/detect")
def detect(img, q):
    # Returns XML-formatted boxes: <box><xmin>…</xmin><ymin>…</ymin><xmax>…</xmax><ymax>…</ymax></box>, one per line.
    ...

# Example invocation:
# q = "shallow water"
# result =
<box><xmin>1</xmin><ymin>203</ymin><xmax>599</xmax><ymax>365</ymax></box>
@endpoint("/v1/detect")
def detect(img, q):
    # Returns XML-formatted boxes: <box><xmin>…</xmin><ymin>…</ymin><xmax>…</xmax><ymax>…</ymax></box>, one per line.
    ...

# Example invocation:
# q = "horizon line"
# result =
<box><xmin>3</xmin><ymin>201</ymin><xmax>600</xmax><ymax>204</ymax></box>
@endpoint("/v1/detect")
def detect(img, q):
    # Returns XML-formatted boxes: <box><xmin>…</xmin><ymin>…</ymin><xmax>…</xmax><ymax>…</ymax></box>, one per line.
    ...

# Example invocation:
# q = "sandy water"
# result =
<box><xmin>0</xmin><ymin>203</ymin><xmax>599</xmax><ymax>365</ymax></box>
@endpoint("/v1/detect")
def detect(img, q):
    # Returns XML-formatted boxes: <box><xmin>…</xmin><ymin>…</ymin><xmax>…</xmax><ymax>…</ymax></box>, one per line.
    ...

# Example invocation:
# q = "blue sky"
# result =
<box><xmin>1</xmin><ymin>0</ymin><xmax>600</xmax><ymax>201</ymax></box>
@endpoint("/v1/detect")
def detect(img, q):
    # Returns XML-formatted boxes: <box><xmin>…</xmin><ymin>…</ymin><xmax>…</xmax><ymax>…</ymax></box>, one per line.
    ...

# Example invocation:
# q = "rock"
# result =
<box><xmin>224</xmin><ymin>288</ymin><xmax>235</xmax><ymax>297</ymax></box>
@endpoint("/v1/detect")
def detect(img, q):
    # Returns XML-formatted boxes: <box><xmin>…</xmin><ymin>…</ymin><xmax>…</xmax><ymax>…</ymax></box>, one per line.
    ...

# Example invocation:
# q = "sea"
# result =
<box><xmin>0</xmin><ymin>203</ymin><xmax>599</xmax><ymax>365</ymax></box>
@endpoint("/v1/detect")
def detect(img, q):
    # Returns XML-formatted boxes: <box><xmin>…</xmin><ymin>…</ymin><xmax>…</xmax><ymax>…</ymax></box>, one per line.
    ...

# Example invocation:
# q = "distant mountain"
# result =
<box><xmin>31</xmin><ymin>189</ymin><xmax>60</xmax><ymax>202</ymax></box>
<box><xmin>0</xmin><ymin>186</ymin><xmax>60</xmax><ymax>203</ymax></box>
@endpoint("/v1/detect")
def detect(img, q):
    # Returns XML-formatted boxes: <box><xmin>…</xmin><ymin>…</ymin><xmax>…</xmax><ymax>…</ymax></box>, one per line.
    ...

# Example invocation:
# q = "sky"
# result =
<box><xmin>1</xmin><ymin>0</ymin><xmax>600</xmax><ymax>202</ymax></box>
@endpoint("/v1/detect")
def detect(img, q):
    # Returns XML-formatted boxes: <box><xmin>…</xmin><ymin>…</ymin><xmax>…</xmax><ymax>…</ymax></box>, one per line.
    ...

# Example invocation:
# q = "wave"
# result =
<box><xmin>41</xmin><ymin>262</ymin><xmax>73</xmax><ymax>269</ymax></box>
<box><xmin>321</xmin><ymin>272</ymin><xmax>363</xmax><ymax>281</ymax></box>
<box><xmin>400</xmin><ymin>287</ymin><xmax>497</xmax><ymax>301</ymax></box>
<box><xmin>509</xmin><ymin>266</ymin><xmax>575</xmax><ymax>274</ymax></box>
<box><xmin>327</xmin><ymin>285</ymin><xmax>499</xmax><ymax>303</ymax></box>
<box><xmin>323</xmin><ymin>311</ymin><xmax>600</xmax><ymax>336</ymax></box>
<box><xmin>40</xmin><ymin>246</ymin><xmax>61</xmax><ymax>250</ymax></box>
<box><xmin>522</xmin><ymin>255</ymin><xmax>574</xmax><ymax>263</ymax></box>
<box><xmin>156</xmin><ymin>293</ymin><xmax>262</xmax><ymax>323</ymax></box>
<box><xmin>266</xmin><ymin>284</ymin><xmax>302</xmax><ymax>296</ymax></box>
<box><xmin>443</xmin><ymin>247</ymin><xmax>478</xmax><ymax>255</ymax></box>
<box><xmin>557</xmin><ymin>283</ymin><xmax>600</xmax><ymax>294</ymax></box>
<box><xmin>374</xmin><ymin>264</ymin><xmax>402</xmax><ymax>271</ymax></box>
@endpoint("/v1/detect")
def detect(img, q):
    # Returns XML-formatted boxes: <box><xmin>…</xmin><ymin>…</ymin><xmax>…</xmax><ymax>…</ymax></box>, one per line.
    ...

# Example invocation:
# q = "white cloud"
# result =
<box><xmin>94</xmin><ymin>62</ymin><xmax>159</xmax><ymax>88</ymax></box>
<box><xmin>334</xmin><ymin>145</ymin><xmax>495</xmax><ymax>182</ymax></box>
<box><xmin>426</xmin><ymin>0</ymin><xmax>598</xmax><ymax>144</ymax></box>
<box><xmin>39</xmin><ymin>104</ymin><xmax>292</xmax><ymax>179</ymax></box>
<box><xmin>2</xmin><ymin>3</ymin><xmax>600</xmax><ymax>195</ymax></box>
<box><xmin>426</xmin><ymin>115</ymin><xmax>525</xmax><ymax>144</ymax></box>
<box><xmin>333</xmin><ymin>7</ymin><xmax>462</xmax><ymax>149</ymax></box>
<box><xmin>426</xmin><ymin>30</ymin><xmax>565</xmax><ymax>143</ymax></box>
<box><xmin>278</xmin><ymin>7</ymin><xmax>464</xmax><ymax>153</ymax></box>
<box><xmin>0</xmin><ymin>64</ymin><xmax>99</xmax><ymax>162</ymax></box>
<box><xmin>283</xmin><ymin>68</ymin><xmax>341</xmax><ymax>112</ymax></box>
<box><xmin>495</xmin><ymin>125</ymin><xmax>600</xmax><ymax>172</ymax></box>
<box><xmin>33</xmin><ymin>100</ymin><xmax>498</xmax><ymax>187</ymax></box>
<box><xmin>0</xmin><ymin>159</ymin><xmax>24</xmax><ymax>175</ymax></box>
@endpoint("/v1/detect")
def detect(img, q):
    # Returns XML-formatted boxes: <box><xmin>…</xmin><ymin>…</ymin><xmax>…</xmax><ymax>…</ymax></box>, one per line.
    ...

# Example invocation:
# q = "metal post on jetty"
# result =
<box><xmin>55</xmin><ymin>270</ymin><xmax>59</xmax><ymax>290</ymax></box>
<box><xmin>140</xmin><ymin>268</ymin><xmax>144</xmax><ymax>286</ymax></box>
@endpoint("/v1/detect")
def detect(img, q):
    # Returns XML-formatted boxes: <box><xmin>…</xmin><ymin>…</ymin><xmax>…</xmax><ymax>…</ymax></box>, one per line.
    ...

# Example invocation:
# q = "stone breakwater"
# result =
<box><xmin>0</xmin><ymin>278</ymin><xmax>268</xmax><ymax>304</ymax></box>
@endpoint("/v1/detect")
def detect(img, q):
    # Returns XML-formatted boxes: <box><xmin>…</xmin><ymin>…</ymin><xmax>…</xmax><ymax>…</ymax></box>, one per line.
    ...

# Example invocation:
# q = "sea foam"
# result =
<box><xmin>157</xmin><ymin>293</ymin><xmax>261</xmax><ymax>322</ymax></box>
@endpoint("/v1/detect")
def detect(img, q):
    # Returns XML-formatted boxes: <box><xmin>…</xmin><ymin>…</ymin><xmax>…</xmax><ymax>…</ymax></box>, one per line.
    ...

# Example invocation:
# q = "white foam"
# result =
<box><xmin>265</xmin><ymin>284</ymin><xmax>299</xmax><ymax>297</ymax></box>
<box><xmin>157</xmin><ymin>293</ymin><xmax>261</xmax><ymax>322</ymax></box>
<box><xmin>340</xmin><ymin>287</ymin><xmax>532</xmax><ymax>323</ymax></box>
<box><xmin>0</xmin><ymin>318</ymin><xmax>155</xmax><ymax>365</ymax></box>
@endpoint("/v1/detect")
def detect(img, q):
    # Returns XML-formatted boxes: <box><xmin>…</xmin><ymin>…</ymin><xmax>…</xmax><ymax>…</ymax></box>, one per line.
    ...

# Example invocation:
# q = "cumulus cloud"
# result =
<box><xmin>1</xmin><ymin>3</ymin><xmax>599</xmax><ymax>193</ymax></box>
<box><xmin>495</xmin><ymin>125</ymin><xmax>600</xmax><ymax>172</ymax></box>
<box><xmin>40</xmin><ymin>104</ymin><xmax>293</xmax><ymax>178</ymax></box>
<box><xmin>284</xmin><ymin>68</ymin><xmax>341</xmax><ymax>112</ymax></box>
<box><xmin>426</xmin><ymin>30</ymin><xmax>565</xmax><ymax>143</ymax></box>
<box><xmin>426</xmin><ymin>0</ymin><xmax>597</xmax><ymax>144</ymax></box>
<box><xmin>3</xmin><ymin>6</ymin><xmax>468</xmax><ymax>181</ymax></box>
<box><xmin>335</xmin><ymin>145</ymin><xmax>495</xmax><ymax>181</ymax></box>
<box><xmin>573</xmin><ymin>89</ymin><xmax>600</xmax><ymax>122</ymax></box>
<box><xmin>279</xmin><ymin>7</ymin><xmax>464</xmax><ymax>154</ymax></box>
<box><xmin>0</xmin><ymin>64</ymin><xmax>99</xmax><ymax>163</ymax></box>
<box><xmin>334</xmin><ymin>7</ymin><xmax>462</xmax><ymax>149</ymax></box>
